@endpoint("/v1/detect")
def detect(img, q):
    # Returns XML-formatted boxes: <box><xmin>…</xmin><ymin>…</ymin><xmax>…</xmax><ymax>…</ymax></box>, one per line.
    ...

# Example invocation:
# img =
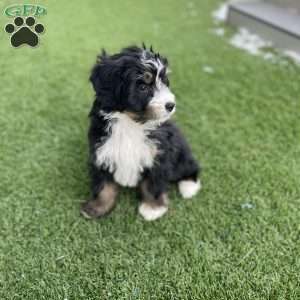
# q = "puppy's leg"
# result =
<box><xmin>81</xmin><ymin>168</ymin><xmax>118</xmax><ymax>218</ymax></box>
<box><xmin>138</xmin><ymin>180</ymin><xmax>169</xmax><ymax>221</ymax></box>
<box><xmin>178</xmin><ymin>179</ymin><xmax>201</xmax><ymax>199</ymax></box>
<box><xmin>81</xmin><ymin>181</ymin><xmax>118</xmax><ymax>219</ymax></box>
<box><xmin>177</xmin><ymin>158</ymin><xmax>201</xmax><ymax>199</ymax></box>
<box><xmin>81</xmin><ymin>182</ymin><xmax>118</xmax><ymax>219</ymax></box>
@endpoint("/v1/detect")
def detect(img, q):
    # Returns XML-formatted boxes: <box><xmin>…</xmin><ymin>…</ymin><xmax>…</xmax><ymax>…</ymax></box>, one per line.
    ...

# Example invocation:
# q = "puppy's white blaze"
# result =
<box><xmin>95</xmin><ymin>112</ymin><xmax>157</xmax><ymax>187</ymax></box>
<box><xmin>141</xmin><ymin>56</ymin><xmax>176</xmax><ymax>118</ymax></box>
<box><xmin>142</xmin><ymin>57</ymin><xmax>164</xmax><ymax>74</ymax></box>
<box><xmin>142</xmin><ymin>57</ymin><xmax>165</xmax><ymax>88</ymax></box>
<box><xmin>178</xmin><ymin>179</ymin><xmax>201</xmax><ymax>199</ymax></box>
<box><xmin>149</xmin><ymin>83</ymin><xmax>176</xmax><ymax>119</ymax></box>
<box><xmin>152</xmin><ymin>83</ymin><xmax>175</xmax><ymax>104</ymax></box>
<box><xmin>155</xmin><ymin>59</ymin><xmax>164</xmax><ymax>84</ymax></box>
<box><xmin>138</xmin><ymin>203</ymin><xmax>168</xmax><ymax>221</ymax></box>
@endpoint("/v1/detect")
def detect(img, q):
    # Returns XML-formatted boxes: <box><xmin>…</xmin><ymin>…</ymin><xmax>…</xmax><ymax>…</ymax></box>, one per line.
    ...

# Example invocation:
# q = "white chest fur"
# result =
<box><xmin>95</xmin><ymin>113</ymin><xmax>157</xmax><ymax>187</ymax></box>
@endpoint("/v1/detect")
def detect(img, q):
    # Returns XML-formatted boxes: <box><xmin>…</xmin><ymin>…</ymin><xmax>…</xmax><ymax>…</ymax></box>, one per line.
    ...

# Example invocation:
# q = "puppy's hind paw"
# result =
<box><xmin>178</xmin><ymin>179</ymin><xmax>201</xmax><ymax>199</ymax></box>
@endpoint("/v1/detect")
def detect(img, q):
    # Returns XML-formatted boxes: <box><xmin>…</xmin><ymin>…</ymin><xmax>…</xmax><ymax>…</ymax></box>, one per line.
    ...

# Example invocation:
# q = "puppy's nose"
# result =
<box><xmin>165</xmin><ymin>102</ymin><xmax>175</xmax><ymax>112</ymax></box>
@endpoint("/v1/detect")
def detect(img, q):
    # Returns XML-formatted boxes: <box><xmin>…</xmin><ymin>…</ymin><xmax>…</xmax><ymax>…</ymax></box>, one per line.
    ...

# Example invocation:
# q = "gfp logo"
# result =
<box><xmin>4</xmin><ymin>4</ymin><xmax>47</xmax><ymax>48</ymax></box>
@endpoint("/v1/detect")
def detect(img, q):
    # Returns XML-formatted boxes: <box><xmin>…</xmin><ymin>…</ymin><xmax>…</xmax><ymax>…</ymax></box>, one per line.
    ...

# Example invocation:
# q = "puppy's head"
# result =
<box><xmin>90</xmin><ymin>45</ymin><xmax>175</xmax><ymax>123</ymax></box>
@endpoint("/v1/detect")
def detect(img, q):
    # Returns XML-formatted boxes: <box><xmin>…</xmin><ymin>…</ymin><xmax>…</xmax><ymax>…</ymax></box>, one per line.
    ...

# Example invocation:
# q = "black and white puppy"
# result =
<box><xmin>81</xmin><ymin>45</ymin><xmax>201</xmax><ymax>221</ymax></box>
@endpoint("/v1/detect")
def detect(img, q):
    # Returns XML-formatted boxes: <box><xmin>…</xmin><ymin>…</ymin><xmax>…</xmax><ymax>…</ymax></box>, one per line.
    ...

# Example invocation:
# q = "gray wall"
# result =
<box><xmin>264</xmin><ymin>0</ymin><xmax>300</xmax><ymax>11</ymax></box>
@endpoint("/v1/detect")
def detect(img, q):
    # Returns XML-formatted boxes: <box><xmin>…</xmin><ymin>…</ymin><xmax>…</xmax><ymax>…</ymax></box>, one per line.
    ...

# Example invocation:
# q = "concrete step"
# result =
<box><xmin>265</xmin><ymin>0</ymin><xmax>300</xmax><ymax>11</ymax></box>
<box><xmin>227</xmin><ymin>1</ymin><xmax>300</xmax><ymax>54</ymax></box>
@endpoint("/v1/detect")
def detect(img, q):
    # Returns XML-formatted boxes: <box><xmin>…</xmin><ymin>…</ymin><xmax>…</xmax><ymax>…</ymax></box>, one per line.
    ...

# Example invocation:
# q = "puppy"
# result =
<box><xmin>81</xmin><ymin>45</ymin><xmax>201</xmax><ymax>221</ymax></box>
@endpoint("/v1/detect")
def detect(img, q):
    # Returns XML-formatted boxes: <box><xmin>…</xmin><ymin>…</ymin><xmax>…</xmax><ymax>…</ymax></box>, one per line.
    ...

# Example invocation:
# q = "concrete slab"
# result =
<box><xmin>227</xmin><ymin>1</ymin><xmax>300</xmax><ymax>54</ymax></box>
<box><xmin>265</xmin><ymin>0</ymin><xmax>300</xmax><ymax>11</ymax></box>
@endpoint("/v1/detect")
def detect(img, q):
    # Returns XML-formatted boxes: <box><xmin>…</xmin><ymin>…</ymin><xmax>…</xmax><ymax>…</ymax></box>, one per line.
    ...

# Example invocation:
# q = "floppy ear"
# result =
<box><xmin>90</xmin><ymin>63</ymin><xmax>103</xmax><ymax>94</ymax></box>
<box><xmin>90</xmin><ymin>52</ymin><xmax>125</xmax><ymax>111</ymax></box>
<box><xmin>89</xmin><ymin>49</ymin><xmax>109</xmax><ymax>93</ymax></box>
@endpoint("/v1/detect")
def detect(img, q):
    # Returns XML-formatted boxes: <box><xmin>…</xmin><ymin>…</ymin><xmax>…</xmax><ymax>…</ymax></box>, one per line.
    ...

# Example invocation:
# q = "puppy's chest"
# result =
<box><xmin>95</xmin><ymin>115</ymin><xmax>157</xmax><ymax>187</ymax></box>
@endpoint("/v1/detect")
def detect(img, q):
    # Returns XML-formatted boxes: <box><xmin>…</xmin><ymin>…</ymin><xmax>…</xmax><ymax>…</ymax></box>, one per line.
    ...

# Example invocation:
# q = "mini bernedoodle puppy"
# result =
<box><xmin>81</xmin><ymin>45</ymin><xmax>201</xmax><ymax>221</ymax></box>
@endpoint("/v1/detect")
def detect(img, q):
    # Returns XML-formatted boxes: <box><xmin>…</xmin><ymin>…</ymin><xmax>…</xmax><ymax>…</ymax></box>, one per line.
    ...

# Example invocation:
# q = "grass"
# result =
<box><xmin>1</xmin><ymin>0</ymin><xmax>300</xmax><ymax>299</ymax></box>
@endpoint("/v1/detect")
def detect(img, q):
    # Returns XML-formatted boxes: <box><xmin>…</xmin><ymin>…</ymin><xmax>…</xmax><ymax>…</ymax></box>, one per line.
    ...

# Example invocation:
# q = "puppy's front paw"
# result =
<box><xmin>178</xmin><ymin>179</ymin><xmax>201</xmax><ymax>199</ymax></box>
<box><xmin>80</xmin><ymin>199</ymin><xmax>114</xmax><ymax>219</ymax></box>
<box><xmin>138</xmin><ymin>202</ymin><xmax>168</xmax><ymax>221</ymax></box>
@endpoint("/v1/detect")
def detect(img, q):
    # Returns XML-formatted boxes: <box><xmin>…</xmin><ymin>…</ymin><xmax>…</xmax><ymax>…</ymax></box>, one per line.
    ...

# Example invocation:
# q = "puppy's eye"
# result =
<box><xmin>143</xmin><ymin>72</ymin><xmax>153</xmax><ymax>84</ymax></box>
<box><xmin>139</xmin><ymin>84</ymin><xmax>148</xmax><ymax>91</ymax></box>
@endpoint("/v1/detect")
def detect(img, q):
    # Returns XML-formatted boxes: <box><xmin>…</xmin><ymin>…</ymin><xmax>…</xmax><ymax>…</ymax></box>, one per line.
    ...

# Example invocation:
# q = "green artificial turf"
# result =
<box><xmin>1</xmin><ymin>0</ymin><xmax>300</xmax><ymax>299</ymax></box>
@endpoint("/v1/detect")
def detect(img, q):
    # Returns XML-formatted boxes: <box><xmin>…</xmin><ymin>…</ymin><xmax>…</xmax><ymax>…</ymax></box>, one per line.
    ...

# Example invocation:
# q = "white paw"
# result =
<box><xmin>138</xmin><ymin>203</ymin><xmax>168</xmax><ymax>221</ymax></box>
<box><xmin>178</xmin><ymin>179</ymin><xmax>201</xmax><ymax>199</ymax></box>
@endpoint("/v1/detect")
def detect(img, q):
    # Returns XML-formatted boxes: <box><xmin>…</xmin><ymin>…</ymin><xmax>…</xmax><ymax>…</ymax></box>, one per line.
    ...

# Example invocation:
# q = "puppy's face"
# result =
<box><xmin>90</xmin><ymin>46</ymin><xmax>176</xmax><ymax>122</ymax></box>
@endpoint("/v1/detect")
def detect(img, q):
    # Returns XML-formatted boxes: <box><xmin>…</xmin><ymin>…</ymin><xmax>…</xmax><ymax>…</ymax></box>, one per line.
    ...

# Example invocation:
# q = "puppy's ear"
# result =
<box><xmin>90</xmin><ymin>63</ymin><xmax>102</xmax><ymax>94</ymax></box>
<box><xmin>90</xmin><ymin>51</ymin><xmax>125</xmax><ymax>111</ymax></box>
<box><xmin>90</xmin><ymin>49</ymin><xmax>109</xmax><ymax>93</ymax></box>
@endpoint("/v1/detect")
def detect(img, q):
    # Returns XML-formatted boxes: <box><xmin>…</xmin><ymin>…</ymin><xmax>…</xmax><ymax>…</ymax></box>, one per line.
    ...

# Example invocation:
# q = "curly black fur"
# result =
<box><xmin>81</xmin><ymin>45</ymin><xmax>201</xmax><ymax>220</ymax></box>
